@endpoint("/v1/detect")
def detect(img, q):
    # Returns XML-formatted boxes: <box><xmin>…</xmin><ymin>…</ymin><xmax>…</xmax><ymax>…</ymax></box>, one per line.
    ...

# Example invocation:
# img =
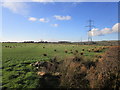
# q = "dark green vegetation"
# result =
<box><xmin>2</xmin><ymin>43</ymin><xmax>119</xmax><ymax>88</ymax></box>
<box><xmin>77</xmin><ymin>40</ymin><xmax>119</xmax><ymax>46</ymax></box>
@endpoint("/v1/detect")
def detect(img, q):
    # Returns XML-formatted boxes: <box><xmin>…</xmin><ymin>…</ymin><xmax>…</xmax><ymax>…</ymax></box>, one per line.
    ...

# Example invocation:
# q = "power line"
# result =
<box><xmin>85</xmin><ymin>19</ymin><xmax>95</xmax><ymax>43</ymax></box>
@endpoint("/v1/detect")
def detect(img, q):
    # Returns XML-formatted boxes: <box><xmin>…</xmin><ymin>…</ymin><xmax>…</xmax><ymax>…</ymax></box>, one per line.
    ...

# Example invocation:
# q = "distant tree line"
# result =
<box><xmin>2</xmin><ymin>40</ymin><xmax>120</xmax><ymax>46</ymax></box>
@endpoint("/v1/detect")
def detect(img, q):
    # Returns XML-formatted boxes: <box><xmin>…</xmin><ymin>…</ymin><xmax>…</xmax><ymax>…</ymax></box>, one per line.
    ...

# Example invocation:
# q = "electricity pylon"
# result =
<box><xmin>86</xmin><ymin>20</ymin><xmax>95</xmax><ymax>43</ymax></box>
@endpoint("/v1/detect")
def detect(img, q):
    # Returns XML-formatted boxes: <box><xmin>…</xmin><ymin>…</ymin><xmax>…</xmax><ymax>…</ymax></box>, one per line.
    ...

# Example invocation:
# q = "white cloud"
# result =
<box><xmin>28</xmin><ymin>17</ymin><xmax>37</xmax><ymax>21</ymax></box>
<box><xmin>39</xmin><ymin>18</ymin><xmax>49</xmax><ymax>23</ymax></box>
<box><xmin>28</xmin><ymin>17</ymin><xmax>49</xmax><ymax>22</ymax></box>
<box><xmin>100</xmin><ymin>28</ymin><xmax>112</xmax><ymax>35</ymax></box>
<box><xmin>2</xmin><ymin>2</ymin><xmax>28</xmax><ymax>15</ymax></box>
<box><xmin>88</xmin><ymin>23</ymin><xmax>120</xmax><ymax>37</ymax></box>
<box><xmin>112</xmin><ymin>23</ymin><xmax>120</xmax><ymax>32</ymax></box>
<box><xmin>51</xmin><ymin>24</ymin><xmax>58</xmax><ymax>27</ymax></box>
<box><xmin>54</xmin><ymin>15</ymin><xmax>72</xmax><ymax>20</ymax></box>
<box><xmin>88</xmin><ymin>28</ymin><xmax>102</xmax><ymax>36</ymax></box>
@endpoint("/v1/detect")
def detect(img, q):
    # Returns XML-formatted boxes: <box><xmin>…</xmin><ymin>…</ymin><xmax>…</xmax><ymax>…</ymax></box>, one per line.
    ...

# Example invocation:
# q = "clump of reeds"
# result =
<box><xmin>43</xmin><ymin>53</ymin><xmax>47</xmax><ymax>56</ymax></box>
<box><xmin>64</xmin><ymin>50</ymin><xmax>68</xmax><ymax>53</ymax></box>
<box><xmin>75</xmin><ymin>50</ymin><xmax>78</xmax><ymax>53</ymax></box>
<box><xmin>54</xmin><ymin>49</ymin><xmax>57</xmax><ymax>52</ymax></box>
<box><xmin>80</xmin><ymin>52</ymin><xmax>84</xmax><ymax>55</ymax></box>
<box><xmin>82</xmin><ymin>48</ymin><xmax>85</xmax><ymax>51</ymax></box>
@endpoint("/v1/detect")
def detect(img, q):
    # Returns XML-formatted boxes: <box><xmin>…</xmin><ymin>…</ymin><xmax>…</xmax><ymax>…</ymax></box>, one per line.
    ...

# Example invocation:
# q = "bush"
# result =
<box><xmin>59</xmin><ymin>56</ymin><xmax>89</xmax><ymax>88</ymax></box>
<box><xmin>86</xmin><ymin>47</ymin><xmax>120</xmax><ymax>88</ymax></box>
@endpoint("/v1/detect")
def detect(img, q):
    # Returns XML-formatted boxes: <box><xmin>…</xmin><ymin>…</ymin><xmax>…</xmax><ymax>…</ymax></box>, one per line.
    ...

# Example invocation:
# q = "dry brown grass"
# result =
<box><xmin>86</xmin><ymin>46</ymin><xmax>120</xmax><ymax>88</ymax></box>
<box><xmin>33</xmin><ymin>46</ymin><xmax>120</xmax><ymax>88</ymax></box>
<box><xmin>59</xmin><ymin>56</ymin><xmax>89</xmax><ymax>88</ymax></box>
<box><xmin>80</xmin><ymin>65</ymin><xmax>87</xmax><ymax>73</ymax></box>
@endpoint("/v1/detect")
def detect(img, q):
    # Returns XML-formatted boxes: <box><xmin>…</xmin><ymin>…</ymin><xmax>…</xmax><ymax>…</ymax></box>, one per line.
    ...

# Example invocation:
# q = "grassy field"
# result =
<box><xmin>2</xmin><ymin>43</ymin><xmax>108</xmax><ymax>88</ymax></box>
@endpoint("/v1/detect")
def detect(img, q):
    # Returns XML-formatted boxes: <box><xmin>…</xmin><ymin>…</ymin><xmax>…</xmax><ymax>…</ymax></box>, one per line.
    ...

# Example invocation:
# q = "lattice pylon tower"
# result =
<box><xmin>86</xmin><ymin>20</ymin><xmax>95</xmax><ymax>43</ymax></box>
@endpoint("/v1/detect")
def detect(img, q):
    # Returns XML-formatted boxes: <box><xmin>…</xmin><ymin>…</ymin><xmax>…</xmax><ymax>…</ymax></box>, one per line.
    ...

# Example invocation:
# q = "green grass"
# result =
<box><xmin>2</xmin><ymin>43</ymin><xmax>107</xmax><ymax>88</ymax></box>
